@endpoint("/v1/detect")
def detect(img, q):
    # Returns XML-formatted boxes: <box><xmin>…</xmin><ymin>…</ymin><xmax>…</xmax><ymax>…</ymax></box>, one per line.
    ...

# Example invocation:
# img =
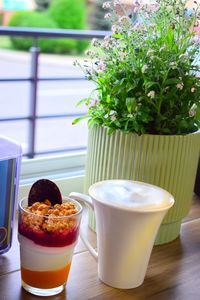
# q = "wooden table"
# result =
<box><xmin>1</xmin><ymin>195</ymin><xmax>200</xmax><ymax>300</ymax></box>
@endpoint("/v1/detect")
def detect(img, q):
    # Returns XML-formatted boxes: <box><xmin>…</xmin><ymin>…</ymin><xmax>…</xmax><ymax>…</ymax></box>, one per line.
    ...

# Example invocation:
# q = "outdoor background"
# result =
<box><xmin>0</xmin><ymin>0</ymin><xmax>114</xmax><ymax>157</ymax></box>
<box><xmin>0</xmin><ymin>0</ymin><xmax>198</xmax><ymax>158</ymax></box>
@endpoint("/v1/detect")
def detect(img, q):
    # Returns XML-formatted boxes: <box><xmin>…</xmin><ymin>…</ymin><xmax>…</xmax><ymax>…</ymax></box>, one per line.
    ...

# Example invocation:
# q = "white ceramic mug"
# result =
<box><xmin>70</xmin><ymin>180</ymin><xmax>174</xmax><ymax>289</ymax></box>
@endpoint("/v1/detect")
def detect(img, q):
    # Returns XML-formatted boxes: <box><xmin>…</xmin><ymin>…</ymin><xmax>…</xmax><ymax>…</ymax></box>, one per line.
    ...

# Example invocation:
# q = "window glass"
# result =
<box><xmin>35</xmin><ymin>117</ymin><xmax>88</xmax><ymax>156</ymax></box>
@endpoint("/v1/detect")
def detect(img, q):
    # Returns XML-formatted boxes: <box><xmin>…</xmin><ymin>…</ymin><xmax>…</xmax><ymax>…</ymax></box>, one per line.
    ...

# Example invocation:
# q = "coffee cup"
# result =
<box><xmin>70</xmin><ymin>180</ymin><xmax>174</xmax><ymax>289</ymax></box>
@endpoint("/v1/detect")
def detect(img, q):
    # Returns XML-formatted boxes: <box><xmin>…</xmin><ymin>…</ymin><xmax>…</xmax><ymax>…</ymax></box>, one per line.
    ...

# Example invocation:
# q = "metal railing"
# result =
<box><xmin>0</xmin><ymin>26</ymin><xmax>108</xmax><ymax>158</ymax></box>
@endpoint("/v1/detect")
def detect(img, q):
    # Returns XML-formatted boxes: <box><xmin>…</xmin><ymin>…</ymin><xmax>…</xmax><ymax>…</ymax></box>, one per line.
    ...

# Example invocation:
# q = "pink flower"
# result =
<box><xmin>189</xmin><ymin>104</ymin><xmax>197</xmax><ymax>117</ymax></box>
<box><xmin>104</xmin><ymin>13</ymin><xmax>112</xmax><ymax>19</ymax></box>
<box><xmin>191</xmin><ymin>87</ymin><xmax>196</xmax><ymax>93</ymax></box>
<box><xmin>189</xmin><ymin>108</ymin><xmax>196</xmax><ymax>117</ymax></box>
<box><xmin>97</xmin><ymin>61</ymin><xmax>106</xmax><ymax>71</ymax></box>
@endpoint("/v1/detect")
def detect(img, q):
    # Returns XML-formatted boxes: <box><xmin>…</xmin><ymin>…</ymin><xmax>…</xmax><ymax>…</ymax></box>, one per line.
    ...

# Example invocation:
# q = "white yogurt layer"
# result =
<box><xmin>90</xmin><ymin>180</ymin><xmax>174</xmax><ymax>211</ymax></box>
<box><xmin>18</xmin><ymin>234</ymin><xmax>76</xmax><ymax>271</ymax></box>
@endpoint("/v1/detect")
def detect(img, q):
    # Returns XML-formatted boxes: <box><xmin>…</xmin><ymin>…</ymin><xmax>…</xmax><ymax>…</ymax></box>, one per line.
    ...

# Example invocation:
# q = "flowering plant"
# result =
<box><xmin>74</xmin><ymin>0</ymin><xmax>200</xmax><ymax>135</ymax></box>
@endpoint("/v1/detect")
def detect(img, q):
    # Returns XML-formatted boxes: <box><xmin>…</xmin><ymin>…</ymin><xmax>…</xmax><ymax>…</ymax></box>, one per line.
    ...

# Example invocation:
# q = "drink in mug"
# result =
<box><xmin>18</xmin><ymin>197</ymin><xmax>82</xmax><ymax>296</ymax></box>
<box><xmin>91</xmin><ymin>180</ymin><xmax>172</xmax><ymax>210</ymax></box>
<box><xmin>70</xmin><ymin>180</ymin><xmax>174</xmax><ymax>289</ymax></box>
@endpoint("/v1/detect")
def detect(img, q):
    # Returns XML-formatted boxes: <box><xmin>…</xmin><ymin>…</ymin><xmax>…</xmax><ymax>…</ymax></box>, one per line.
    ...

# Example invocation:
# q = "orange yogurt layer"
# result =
<box><xmin>21</xmin><ymin>262</ymin><xmax>71</xmax><ymax>289</ymax></box>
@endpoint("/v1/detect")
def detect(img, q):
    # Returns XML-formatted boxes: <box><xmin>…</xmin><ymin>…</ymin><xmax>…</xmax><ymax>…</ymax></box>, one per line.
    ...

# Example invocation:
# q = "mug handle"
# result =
<box><xmin>69</xmin><ymin>192</ymin><xmax>98</xmax><ymax>261</ymax></box>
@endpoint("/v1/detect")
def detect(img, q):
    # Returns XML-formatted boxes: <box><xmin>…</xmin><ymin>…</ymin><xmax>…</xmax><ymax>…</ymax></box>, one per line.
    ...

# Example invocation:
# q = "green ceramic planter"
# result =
<box><xmin>84</xmin><ymin>126</ymin><xmax>200</xmax><ymax>245</ymax></box>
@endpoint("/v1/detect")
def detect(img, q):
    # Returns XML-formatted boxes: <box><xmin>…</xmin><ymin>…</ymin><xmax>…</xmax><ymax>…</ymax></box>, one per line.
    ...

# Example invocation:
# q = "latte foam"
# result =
<box><xmin>89</xmin><ymin>180</ymin><xmax>174</xmax><ymax>211</ymax></box>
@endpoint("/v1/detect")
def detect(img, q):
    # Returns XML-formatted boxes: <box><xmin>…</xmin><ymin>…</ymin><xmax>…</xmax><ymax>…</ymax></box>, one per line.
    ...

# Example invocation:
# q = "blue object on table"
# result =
<box><xmin>0</xmin><ymin>136</ymin><xmax>22</xmax><ymax>254</ymax></box>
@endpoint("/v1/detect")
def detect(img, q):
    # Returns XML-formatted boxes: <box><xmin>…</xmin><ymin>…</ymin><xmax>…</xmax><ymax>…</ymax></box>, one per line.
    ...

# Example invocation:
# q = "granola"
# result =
<box><xmin>21</xmin><ymin>200</ymin><xmax>78</xmax><ymax>233</ymax></box>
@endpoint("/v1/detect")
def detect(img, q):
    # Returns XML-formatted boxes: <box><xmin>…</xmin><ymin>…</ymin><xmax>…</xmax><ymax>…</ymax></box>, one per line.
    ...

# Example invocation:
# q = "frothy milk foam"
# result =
<box><xmin>90</xmin><ymin>180</ymin><xmax>173</xmax><ymax>211</ymax></box>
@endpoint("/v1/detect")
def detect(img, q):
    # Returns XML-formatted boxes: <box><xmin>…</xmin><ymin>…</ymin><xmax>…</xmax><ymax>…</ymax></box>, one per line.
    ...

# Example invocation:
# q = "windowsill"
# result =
<box><xmin>18</xmin><ymin>152</ymin><xmax>86</xmax><ymax>201</ymax></box>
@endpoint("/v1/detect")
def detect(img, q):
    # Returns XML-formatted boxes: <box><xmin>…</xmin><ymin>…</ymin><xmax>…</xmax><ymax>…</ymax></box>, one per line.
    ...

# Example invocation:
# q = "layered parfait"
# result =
<box><xmin>18</xmin><ymin>179</ymin><xmax>82</xmax><ymax>296</ymax></box>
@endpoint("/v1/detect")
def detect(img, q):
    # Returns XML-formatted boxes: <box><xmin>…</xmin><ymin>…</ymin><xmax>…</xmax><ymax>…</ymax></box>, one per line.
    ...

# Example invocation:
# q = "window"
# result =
<box><xmin>18</xmin><ymin>152</ymin><xmax>86</xmax><ymax>202</ymax></box>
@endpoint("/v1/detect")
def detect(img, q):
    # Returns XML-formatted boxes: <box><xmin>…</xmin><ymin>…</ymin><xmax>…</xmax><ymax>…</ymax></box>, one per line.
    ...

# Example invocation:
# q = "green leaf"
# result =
<box><xmin>144</xmin><ymin>81</ymin><xmax>159</xmax><ymax>89</ymax></box>
<box><xmin>106</xmin><ymin>94</ymin><xmax>111</xmax><ymax>103</ymax></box>
<box><xmin>166</xmin><ymin>27</ymin><xmax>174</xmax><ymax>47</ymax></box>
<box><xmin>72</xmin><ymin>115</ymin><xmax>89</xmax><ymax>125</ymax></box>
<box><xmin>195</xmin><ymin>106</ymin><xmax>200</xmax><ymax>119</ymax></box>
<box><xmin>119</xmin><ymin>78</ymin><xmax>126</xmax><ymax>86</ymax></box>
<box><xmin>164</xmin><ymin>78</ymin><xmax>180</xmax><ymax>85</ymax></box>
<box><xmin>112</xmin><ymin>33</ymin><xmax>124</xmax><ymax>39</ymax></box>
<box><xmin>76</xmin><ymin>98</ymin><xmax>89</xmax><ymax>107</ymax></box>
<box><xmin>179</xmin><ymin>119</ymin><xmax>188</xmax><ymax>129</ymax></box>
<box><xmin>126</xmin><ymin>97</ymin><xmax>136</xmax><ymax>113</ymax></box>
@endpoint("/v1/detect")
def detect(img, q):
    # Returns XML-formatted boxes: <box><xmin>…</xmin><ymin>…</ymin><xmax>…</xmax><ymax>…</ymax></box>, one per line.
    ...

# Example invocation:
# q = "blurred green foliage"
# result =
<box><xmin>8</xmin><ymin>0</ymin><xmax>89</xmax><ymax>54</ymax></box>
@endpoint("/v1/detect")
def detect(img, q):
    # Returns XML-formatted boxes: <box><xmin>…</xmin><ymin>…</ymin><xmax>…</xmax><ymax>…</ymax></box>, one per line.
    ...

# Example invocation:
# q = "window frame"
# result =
<box><xmin>18</xmin><ymin>152</ymin><xmax>86</xmax><ymax>202</ymax></box>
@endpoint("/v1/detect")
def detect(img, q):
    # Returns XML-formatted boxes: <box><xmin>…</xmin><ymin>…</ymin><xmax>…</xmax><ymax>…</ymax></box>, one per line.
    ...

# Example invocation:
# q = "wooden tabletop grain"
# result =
<box><xmin>1</xmin><ymin>195</ymin><xmax>200</xmax><ymax>300</ymax></box>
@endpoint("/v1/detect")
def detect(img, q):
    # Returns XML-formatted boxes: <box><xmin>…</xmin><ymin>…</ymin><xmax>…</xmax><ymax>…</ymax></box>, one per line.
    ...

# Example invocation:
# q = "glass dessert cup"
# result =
<box><xmin>18</xmin><ymin>197</ymin><xmax>82</xmax><ymax>297</ymax></box>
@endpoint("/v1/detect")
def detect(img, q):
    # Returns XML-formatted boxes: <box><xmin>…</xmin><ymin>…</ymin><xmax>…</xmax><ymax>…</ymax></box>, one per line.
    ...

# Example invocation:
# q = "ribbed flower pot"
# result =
<box><xmin>84</xmin><ymin>126</ymin><xmax>200</xmax><ymax>245</ymax></box>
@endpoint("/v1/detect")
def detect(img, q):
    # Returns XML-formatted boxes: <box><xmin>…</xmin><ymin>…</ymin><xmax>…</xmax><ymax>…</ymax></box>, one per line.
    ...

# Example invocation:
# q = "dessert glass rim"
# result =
<box><xmin>19</xmin><ymin>196</ymin><xmax>83</xmax><ymax>219</ymax></box>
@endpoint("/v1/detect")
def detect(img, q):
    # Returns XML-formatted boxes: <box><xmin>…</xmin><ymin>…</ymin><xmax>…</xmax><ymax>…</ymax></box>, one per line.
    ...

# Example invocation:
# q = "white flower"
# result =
<box><xmin>109</xmin><ymin>110</ymin><xmax>117</xmax><ymax>121</ymax></box>
<box><xmin>119</xmin><ymin>16</ymin><xmax>130</xmax><ymax>25</ymax></box>
<box><xmin>104</xmin><ymin>36</ymin><xmax>110</xmax><ymax>41</ymax></box>
<box><xmin>120</xmin><ymin>52</ymin><xmax>127</xmax><ymax>59</ymax></box>
<box><xmin>147</xmin><ymin>49</ymin><xmax>154</xmax><ymax>56</ymax></box>
<box><xmin>147</xmin><ymin>91</ymin><xmax>155</xmax><ymax>98</ymax></box>
<box><xmin>113</xmin><ymin>1</ymin><xmax>119</xmax><ymax>7</ymax></box>
<box><xmin>102</xmin><ymin>41</ymin><xmax>110</xmax><ymax>48</ymax></box>
<box><xmin>91</xmin><ymin>38</ymin><xmax>99</xmax><ymax>47</ymax></box>
<box><xmin>112</xmin><ymin>25</ymin><xmax>119</xmax><ymax>34</ymax></box>
<box><xmin>176</xmin><ymin>83</ymin><xmax>184</xmax><ymax>90</ymax></box>
<box><xmin>159</xmin><ymin>45</ymin><xmax>166</xmax><ymax>52</ymax></box>
<box><xmin>102</xmin><ymin>36</ymin><xmax>111</xmax><ymax>48</ymax></box>
<box><xmin>142</xmin><ymin>64</ymin><xmax>148</xmax><ymax>73</ymax></box>
<box><xmin>85</xmin><ymin>50</ymin><xmax>94</xmax><ymax>57</ymax></box>
<box><xmin>127</xmin><ymin>113</ymin><xmax>134</xmax><ymax>118</ymax></box>
<box><xmin>110</xmin><ymin>114</ymin><xmax>117</xmax><ymax>121</ymax></box>
<box><xmin>179</xmin><ymin>53</ymin><xmax>188</xmax><ymax>60</ymax></box>
<box><xmin>102</xmin><ymin>1</ymin><xmax>111</xmax><ymax>9</ymax></box>
<box><xmin>170</xmin><ymin>62</ymin><xmax>178</xmax><ymax>69</ymax></box>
